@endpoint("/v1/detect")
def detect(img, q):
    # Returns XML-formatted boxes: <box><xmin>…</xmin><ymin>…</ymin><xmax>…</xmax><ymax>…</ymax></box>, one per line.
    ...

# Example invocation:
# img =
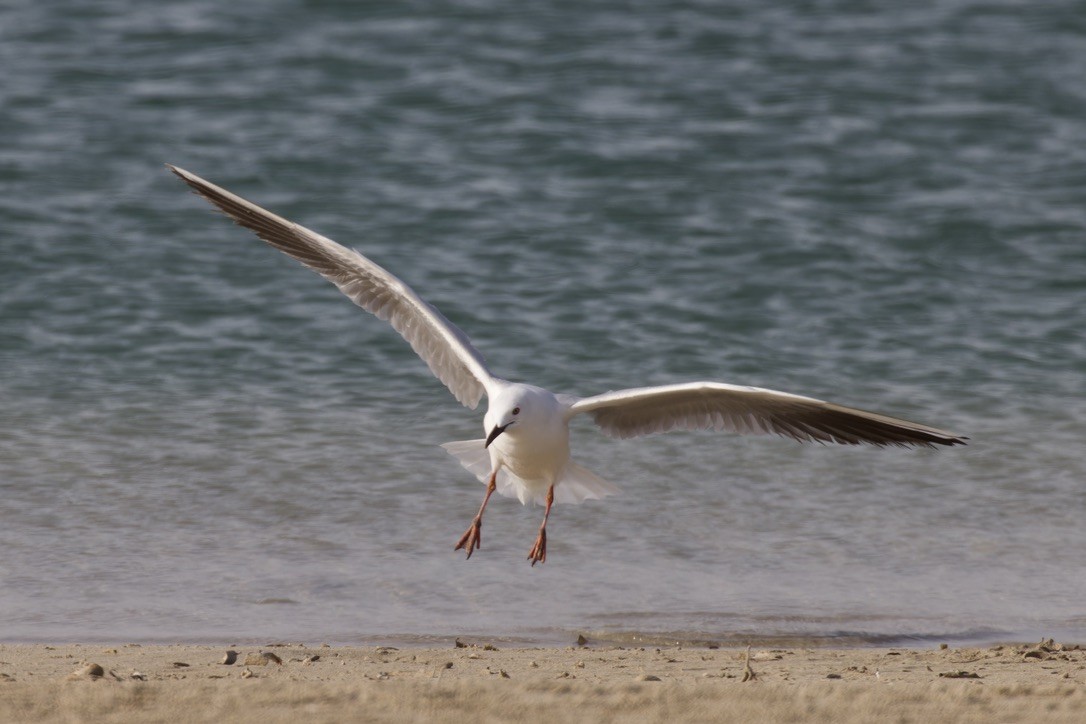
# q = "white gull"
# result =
<box><xmin>168</xmin><ymin>165</ymin><xmax>966</xmax><ymax>566</ymax></box>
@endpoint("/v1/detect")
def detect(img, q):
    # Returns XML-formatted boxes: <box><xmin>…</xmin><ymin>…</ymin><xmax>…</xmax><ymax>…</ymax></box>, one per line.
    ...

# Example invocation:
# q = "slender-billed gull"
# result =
<box><xmin>168</xmin><ymin>165</ymin><xmax>966</xmax><ymax>566</ymax></box>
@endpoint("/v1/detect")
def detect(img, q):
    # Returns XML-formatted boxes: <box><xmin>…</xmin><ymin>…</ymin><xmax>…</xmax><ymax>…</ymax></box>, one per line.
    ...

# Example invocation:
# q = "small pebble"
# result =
<box><xmin>637</xmin><ymin>674</ymin><xmax>662</xmax><ymax>682</ymax></box>
<box><xmin>938</xmin><ymin>670</ymin><xmax>981</xmax><ymax>679</ymax></box>
<box><xmin>221</xmin><ymin>651</ymin><xmax>238</xmax><ymax>665</ymax></box>
<box><xmin>70</xmin><ymin>663</ymin><xmax>104</xmax><ymax>680</ymax></box>
<box><xmin>172</xmin><ymin>662</ymin><xmax>190</xmax><ymax>668</ymax></box>
<box><xmin>262</xmin><ymin>652</ymin><xmax>283</xmax><ymax>666</ymax></box>
<box><xmin>576</xmin><ymin>635</ymin><xmax>588</xmax><ymax>646</ymax></box>
<box><xmin>240</xmin><ymin>668</ymin><xmax>254</xmax><ymax>679</ymax></box>
<box><xmin>244</xmin><ymin>654</ymin><xmax>268</xmax><ymax>667</ymax></box>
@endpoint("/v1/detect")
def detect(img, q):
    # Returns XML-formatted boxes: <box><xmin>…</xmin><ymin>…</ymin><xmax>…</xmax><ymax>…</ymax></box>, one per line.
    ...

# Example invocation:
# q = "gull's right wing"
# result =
<box><xmin>568</xmin><ymin>382</ymin><xmax>966</xmax><ymax>448</ymax></box>
<box><xmin>168</xmin><ymin>165</ymin><xmax>500</xmax><ymax>409</ymax></box>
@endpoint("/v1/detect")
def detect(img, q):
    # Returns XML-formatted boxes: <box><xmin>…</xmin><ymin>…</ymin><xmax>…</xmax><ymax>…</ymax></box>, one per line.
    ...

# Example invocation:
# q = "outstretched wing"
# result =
<box><xmin>568</xmin><ymin>382</ymin><xmax>966</xmax><ymax>448</ymax></box>
<box><xmin>168</xmin><ymin>164</ymin><xmax>499</xmax><ymax>408</ymax></box>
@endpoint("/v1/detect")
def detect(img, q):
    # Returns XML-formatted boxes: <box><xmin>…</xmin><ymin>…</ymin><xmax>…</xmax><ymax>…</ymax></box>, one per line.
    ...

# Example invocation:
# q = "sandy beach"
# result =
<box><xmin>2</xmin><ymin>639</ymin><xmax>1083</xmax><ymax>723</ymax></box>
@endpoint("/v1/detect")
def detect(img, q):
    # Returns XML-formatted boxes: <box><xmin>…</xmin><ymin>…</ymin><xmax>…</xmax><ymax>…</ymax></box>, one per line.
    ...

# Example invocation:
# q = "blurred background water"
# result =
<box><xmin>1</xmin><ymin>0</ymin><xmax>1084</xmax><ymax>646</ymax></box>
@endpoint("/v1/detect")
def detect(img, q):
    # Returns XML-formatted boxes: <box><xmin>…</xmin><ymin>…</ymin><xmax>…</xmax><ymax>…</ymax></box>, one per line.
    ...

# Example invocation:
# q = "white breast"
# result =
<box><xmin>486</xmin><ymin>384</ymin><xmax>572</xmax><ymax>491</ymax></box>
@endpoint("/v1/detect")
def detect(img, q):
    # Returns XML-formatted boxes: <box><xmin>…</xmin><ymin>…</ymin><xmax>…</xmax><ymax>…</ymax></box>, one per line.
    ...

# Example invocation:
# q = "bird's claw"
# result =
<box><xmin>527</xmin><ymin>528</ymin><xmax>546</xmax><ymax>566</ymax></box>
<box><xmin>455</xmin><ymin>518</ymin><xmax>482</xmax><ymax>559</ymax></box>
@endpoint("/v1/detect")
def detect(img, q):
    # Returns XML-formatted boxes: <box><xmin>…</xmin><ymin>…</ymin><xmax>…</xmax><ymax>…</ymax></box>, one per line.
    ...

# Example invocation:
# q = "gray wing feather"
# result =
<box><xmin>568</xmin><ymin>382</ymin><xmax>966</xmax><ymax>448</ymax></box>
<box><xmin>168</xmin><ymin>165</ymin><xmax>497</xmax><ymax>409</ymax></box>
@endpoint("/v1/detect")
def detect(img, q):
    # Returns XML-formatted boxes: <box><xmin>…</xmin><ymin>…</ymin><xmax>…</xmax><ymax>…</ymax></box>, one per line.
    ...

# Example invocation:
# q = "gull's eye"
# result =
<box><xmin>512</xmin><ymin>407</ymin><xmax>521</xmax><ymax>415</ymax></box>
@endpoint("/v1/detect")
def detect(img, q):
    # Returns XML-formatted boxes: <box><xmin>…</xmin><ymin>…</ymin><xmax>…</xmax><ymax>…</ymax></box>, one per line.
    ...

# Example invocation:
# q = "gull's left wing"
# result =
<box><xmin>567</xmin><ymin>382</ymin><xmax>966</xmax><ymax>448</ymax></box>
<box><xmin>168</xmin><ymin>165</ymin><xmax>500</xmax><ymax>409</ymax></box>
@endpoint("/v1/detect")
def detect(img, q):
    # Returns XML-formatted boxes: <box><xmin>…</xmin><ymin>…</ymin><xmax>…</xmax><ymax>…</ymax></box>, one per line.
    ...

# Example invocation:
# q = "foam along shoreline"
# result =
<box><xmin>2</xmin><ymin>639</ymin><xmax>1084</xmax><ymax>722</ymax></box>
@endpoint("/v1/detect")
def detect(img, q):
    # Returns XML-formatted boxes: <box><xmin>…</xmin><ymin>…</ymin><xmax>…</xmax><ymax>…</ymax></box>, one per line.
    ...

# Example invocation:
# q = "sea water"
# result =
<box><xmin>1</xmin><ymin>0</ymin><xmax>1084</xmax><ymax>646</ymax></box>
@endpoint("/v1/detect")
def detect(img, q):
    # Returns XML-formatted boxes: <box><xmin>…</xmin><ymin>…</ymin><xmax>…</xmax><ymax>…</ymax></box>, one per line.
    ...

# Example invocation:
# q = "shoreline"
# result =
<box><xmin>0</xmin><ymin>623</ymin><xmax>1047</xmax><ymax>651</ymax></box>
<box><xmin>3</xmin><ymin>639</ymin><xmax>1083</xmax><ymax>722</ymax></box>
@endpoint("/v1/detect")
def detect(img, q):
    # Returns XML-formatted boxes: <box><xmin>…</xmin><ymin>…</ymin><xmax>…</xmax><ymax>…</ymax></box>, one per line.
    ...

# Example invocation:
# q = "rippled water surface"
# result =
<box><xmin>2</xmin><ymin>0</ymin><xmax>1085</xmax><ymax>646</ymax></box>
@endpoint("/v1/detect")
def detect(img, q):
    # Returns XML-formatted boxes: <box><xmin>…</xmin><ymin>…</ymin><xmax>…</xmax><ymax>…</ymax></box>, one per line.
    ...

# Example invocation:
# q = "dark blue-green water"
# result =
<box><xmin>1</xmin><ymin>0</ymin><xmax>1084</xmax><ymax>646</ymax></box>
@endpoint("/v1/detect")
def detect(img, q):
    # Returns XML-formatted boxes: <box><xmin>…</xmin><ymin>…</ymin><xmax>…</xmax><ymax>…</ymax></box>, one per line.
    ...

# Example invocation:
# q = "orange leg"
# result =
<box><xmin>527</xmin><ymin>484</ymin><xmax>555</xmax><ymax>566</ymax></box>
<box><xmin>455</xmin><ymin>471</ymin><xmax>497</xmax><ymax>559</ymax></box>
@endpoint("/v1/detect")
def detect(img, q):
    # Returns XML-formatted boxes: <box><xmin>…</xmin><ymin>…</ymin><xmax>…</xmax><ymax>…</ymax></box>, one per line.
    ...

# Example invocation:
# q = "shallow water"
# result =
<box><xmin>1</xmin><ymin>0</ymin><xmax>1085</xmax><ymax>646</ymax></box>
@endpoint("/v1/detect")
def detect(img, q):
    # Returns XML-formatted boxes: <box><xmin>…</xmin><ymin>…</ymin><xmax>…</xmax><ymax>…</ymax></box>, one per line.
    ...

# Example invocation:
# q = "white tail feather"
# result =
<box><xmin>440</xmin><ymin>439</ymin><xmax>620</xmax><ymax>507</ymax></box>
<box><xmin>440</xmin><ymin>439</ymin><xmax>491</xmax><ymax>482</ymax></box>
<box><xmin>554</xmin><ymin>460</ymin><xmax>620</xmax><ymax>505</ymax></box>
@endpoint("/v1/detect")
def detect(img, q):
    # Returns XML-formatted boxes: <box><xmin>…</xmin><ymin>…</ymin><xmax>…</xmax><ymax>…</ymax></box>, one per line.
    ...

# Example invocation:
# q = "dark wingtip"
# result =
<box><xmin>921</xmin><ymin>433</ymin><xmax>968</xmax><ymax>448</ymax></box>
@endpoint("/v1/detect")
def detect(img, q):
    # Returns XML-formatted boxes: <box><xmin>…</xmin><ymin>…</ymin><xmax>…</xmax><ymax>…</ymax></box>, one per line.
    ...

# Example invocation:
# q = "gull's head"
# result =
<box><xmin>484</xmin><ymin>385</ymin><xmax>553</xmax><ymax>448</ymax></box>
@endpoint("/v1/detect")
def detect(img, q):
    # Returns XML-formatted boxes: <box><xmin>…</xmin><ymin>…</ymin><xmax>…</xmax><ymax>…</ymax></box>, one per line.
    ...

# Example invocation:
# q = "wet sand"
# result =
<box><xmin>2</xmin><ymin>639</ymin><xmax>1083</xmax><ymax>722</ymax></box>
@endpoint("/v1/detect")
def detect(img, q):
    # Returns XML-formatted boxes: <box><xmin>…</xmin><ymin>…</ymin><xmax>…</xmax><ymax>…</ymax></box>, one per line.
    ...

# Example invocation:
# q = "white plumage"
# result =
<box><xmin>169</xmin><ymin>164</ymin><xmax>966</xmax><ymax>566</ymax></box>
